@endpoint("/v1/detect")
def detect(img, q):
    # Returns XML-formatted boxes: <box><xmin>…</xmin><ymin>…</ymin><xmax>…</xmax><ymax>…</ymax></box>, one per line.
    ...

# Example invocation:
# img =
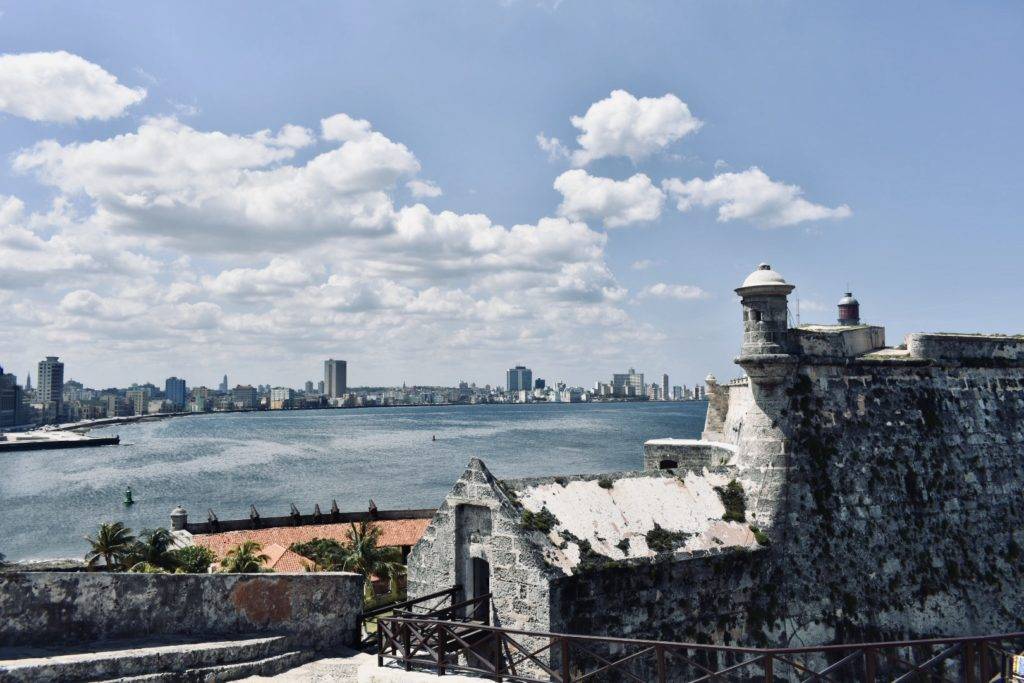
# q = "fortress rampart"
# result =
<box><xmin>410</xmin><ymin>264</ymin><xmax>1024</xmax><ymax>661</ymax></box>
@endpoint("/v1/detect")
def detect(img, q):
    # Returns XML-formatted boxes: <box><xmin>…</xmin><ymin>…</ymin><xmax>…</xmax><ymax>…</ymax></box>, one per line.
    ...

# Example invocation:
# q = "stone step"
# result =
<box><xmin>0</xmin><ymin>635</ymin><xmax>294</xmax><ymax>683</ymax></box>
<box><xmin>100</xmin><ymin>650</ymin><xmax>312</xmax><ymax>682</ymax></box>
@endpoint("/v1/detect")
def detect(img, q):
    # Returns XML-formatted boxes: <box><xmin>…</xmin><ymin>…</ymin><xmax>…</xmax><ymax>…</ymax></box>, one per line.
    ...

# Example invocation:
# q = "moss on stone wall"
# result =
<box><xmin>714</xmin><ymin>480</ymin><xmax>747</xmax><ymax>523</ymax></box>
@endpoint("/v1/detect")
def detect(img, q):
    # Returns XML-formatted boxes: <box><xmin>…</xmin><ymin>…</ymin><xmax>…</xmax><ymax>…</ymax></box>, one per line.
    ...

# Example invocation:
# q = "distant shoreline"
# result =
<box><xmin>57</xmin><ymin>398</ymin><xmax>707</xmax><ymax>432</ymax></box>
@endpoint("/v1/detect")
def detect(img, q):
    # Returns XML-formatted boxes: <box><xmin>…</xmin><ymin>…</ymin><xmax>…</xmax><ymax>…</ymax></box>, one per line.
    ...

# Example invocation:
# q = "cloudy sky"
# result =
<box><xmin>1</xmin><ymin>2</ymin><xmax>1021</xmax><ymax>390</ymax></box>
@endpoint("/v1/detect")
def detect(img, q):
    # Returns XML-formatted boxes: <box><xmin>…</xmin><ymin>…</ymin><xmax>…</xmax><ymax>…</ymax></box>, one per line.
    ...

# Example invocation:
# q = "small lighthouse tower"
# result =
<box><xmin>734</xmin><ymin>263</ymin><xmax>796</xmax><ymax>384</ymax></box>
<box><xmin>837</xmin><ymin>292</ymin><xmax>860</xmax><ymax>326</ymax></box>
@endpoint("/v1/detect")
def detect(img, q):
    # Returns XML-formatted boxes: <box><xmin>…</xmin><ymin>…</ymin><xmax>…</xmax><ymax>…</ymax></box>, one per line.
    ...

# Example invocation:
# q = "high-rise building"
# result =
<box><xmin>37</xmin><ymin>356</ymin><xmax>64</xmax><ymax>416</ymax></box>
<box><xmin>324</xmin><ymin>359</ymin><xmax>347</xmax><ymax>398</ymax></box>
<box><xmin>219</xmin><ymin>374</ymin><xmax>228</xmax><ymax>393</ymax></box>
<box><xmin>662</xmin><ymin>374</ymin><xmax>670</xmax><ymax>401</ymax></box>
<box><xmin>506</xmin><ymin>365</ymin><xmax>532</xmax><ymax>393</ymax></box>
<box><xmin>304</xmin><ymin>380</ymin><xmax>314</xmax><ymax>394</ymax></box>
<box><xmin>165</xmin><ymin>377</ymin><xmax>187</xmax><ymax>409</ymax></box>
<box><xmin>611</xmin><ymin>368</ymin><xmax>644</xmax><ymax>397</ymax></box>
<box><xmin>317</xmin><ymin>380</ymin><xmax>325</xmax><ymax>394</ymax></box>
<box><xmin>672</xmin><ymin>385</ymin><xmax>683</xmax><ymax>401</ymax></box>
<box><xmin>0</xmin><ymin>365</ymin><xmax>27</xmax><ymax>428</ymax></box>
<box><xmin>232</xmin><ymin>384</ymin><xmax>258</xmax><ymax>409</ymax></box>
<box><xmin>24</xmin><ymin>371</ymin><xmax>31</xmax><ymax>391</ymax></box>
<box><xmin>534</xmin><ymin>378</ymin><xmax>546</xmax><ymax>390</ymax></box>
<box><xmin>126</xmin><ymin>389</ymin><xmax>148</xmax><ymax>415</ymax></box>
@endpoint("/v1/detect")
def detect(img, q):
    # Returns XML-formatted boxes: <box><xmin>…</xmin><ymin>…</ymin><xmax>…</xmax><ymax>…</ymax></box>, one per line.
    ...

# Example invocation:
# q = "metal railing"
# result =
<box><xmin>377</xmin><ymin>611</ymin><xmax>1024</xmax><ymax>682</ymax></box>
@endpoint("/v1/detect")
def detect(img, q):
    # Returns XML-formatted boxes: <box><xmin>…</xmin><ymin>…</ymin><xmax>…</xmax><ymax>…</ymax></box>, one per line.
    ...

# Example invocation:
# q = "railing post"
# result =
<box><xmin>492</xmin><ymin>631</ymin><xmax>503</xmax><ymax>682</ymax></box>
<box><xmin>978</xmin><ymin>641</ymin><xmax>990</xmax><ymax>683</ymax></box>
<box><xmin>863</xmin><ymin>647</ymin><xmax>876</xmax><ymax>683</ymax></box>
<box><xmin>963</xmin><ymin>641</ymin><xmax>975</xmax><ymax>683</ymax></box>
<box><xmin>763</xmin><ymin>654</ymin><xmax>773</xmax><ymax>683</ymax></box>
<box><xmin>655</xmin><ymin>644</ymin><xmax>667</xmax><ymax>682</ymax></box>
<box><xmin>561</xmin><ymin>637</ymin><xmax>571</xmax><ymax>683</ymax></box>
<box><xmin>403</xmin><ymin>621</ymin><xmax>412</xmax><ymax>672</ymax></box>
<box><xmin>436</xmin><ymin>622</ymin><xmax>446</xmax><ymax>676</ymax></box>
<box><xmin>377</xmin><ymin>624</ymin><xmax>383</xmax><ymax>667</ymax></box>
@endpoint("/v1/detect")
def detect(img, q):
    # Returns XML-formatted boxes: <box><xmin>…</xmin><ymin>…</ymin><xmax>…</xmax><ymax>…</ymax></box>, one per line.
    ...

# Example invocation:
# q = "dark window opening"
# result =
<box><xmin>659</xmin><ymin>459</ymin><xmax>678</xmax><ymax>470</ymax></box>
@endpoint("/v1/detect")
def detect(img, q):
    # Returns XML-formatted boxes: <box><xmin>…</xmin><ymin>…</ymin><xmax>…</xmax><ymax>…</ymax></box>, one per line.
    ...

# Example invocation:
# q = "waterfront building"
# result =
<box><xmin>0</xmin><ymin>365</ymin><xmax>27</xmax><ymax>428</ymax></box>
<box><xmin>219</xmin><ymin>374</ymin><xmax>228</xmax><ymax>393</ymax></box>
<box><xmin>270</xmin><ymin>387</ymin><xmax>294</xmax><ymax>410</ymax></box>
<box><xmin>232</xmin><ymin>385</ymin><xmax>258</xmax><ymax>409</ymax></box>
<box><xmin>506</xmin><ymin>365</ymin><xmax>532</xmax><ymax>393</ymax></box>
<box><xmin>662</xmin><ymin>374</ymin><xmax>670</xmax><ymax>401</ymax></box>
<box><xmin>148</xmin><ymin>399</ymin><xmax>170</xmax><ymax>414</ymax></box>
<box><xmin>37</xmin><ymin>356</ymin><xmax>64</xmax><ymax>419</ymax></box>
<box><xmin>324</xmin><ymin>359</ymin><xmax>347</xmax><ymax>398</ymax></box>
<box><xmin>534</xmin><ymin>378</ymin><xmax>546</xmax><ymax>390</ymax></box>
<box><xmin>126</xmin><ymin>389</ymin><xmax>148</xmax><ymax>415</ymax></box>
<box><xmin>672</xmin><ymin>385</ymin><xmax>683</xmax><ymax>401</ymax></box>
<box><xmin>165</xmin><ymin>376</ymin><xmax>187</xmax><ymax>409</ymax></box>
<box><xmin>611</xmin><ymin>367</ymin><xmax>644</xmax><ymax>397</ymax></box>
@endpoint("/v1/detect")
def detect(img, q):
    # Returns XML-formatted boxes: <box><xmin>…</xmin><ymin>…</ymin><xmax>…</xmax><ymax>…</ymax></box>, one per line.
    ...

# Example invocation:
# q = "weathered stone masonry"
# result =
<box><xmin>410</xmin><ymin>263</ymin><xmax>1024</xmax><ymax>658</ymax></box>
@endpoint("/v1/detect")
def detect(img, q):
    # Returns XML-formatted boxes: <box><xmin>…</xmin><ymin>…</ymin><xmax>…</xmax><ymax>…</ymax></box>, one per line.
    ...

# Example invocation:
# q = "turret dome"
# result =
<box><xmin>740</xmin><ymin>263</ymin><xmax>789</xmax><ymax>289</ymax></box>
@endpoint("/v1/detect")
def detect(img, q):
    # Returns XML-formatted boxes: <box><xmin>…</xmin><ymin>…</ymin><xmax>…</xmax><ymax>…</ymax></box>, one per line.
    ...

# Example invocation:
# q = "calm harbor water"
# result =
<box><xmin>0</xmin><ymin>401</ymin><xmax>705</xmax><ymax>562</ymax></box>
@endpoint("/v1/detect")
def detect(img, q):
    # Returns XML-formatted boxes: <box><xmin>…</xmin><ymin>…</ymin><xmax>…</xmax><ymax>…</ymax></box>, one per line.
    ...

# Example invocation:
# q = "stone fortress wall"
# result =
<box><xmin>0</xmin><ymin>571</ymin><xmax>364</xmax><ymax>650</ymax></box>
<box><xmin>410</xmin><ymin>263</ymin><xmax>1024</xmax><ymax>658</ymax></box>
<box><xmin>632</xmin><ymin>266</ymin><xmax>1024</xmax><ymax>646</ymax></box>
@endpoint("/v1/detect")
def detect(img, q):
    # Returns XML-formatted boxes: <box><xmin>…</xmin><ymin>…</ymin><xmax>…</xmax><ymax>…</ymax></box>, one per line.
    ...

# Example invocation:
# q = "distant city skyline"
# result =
<box><xmin>2</xmin><ymin>3</ymin><xmax>1020</xmax><ymax>387</ymax></box>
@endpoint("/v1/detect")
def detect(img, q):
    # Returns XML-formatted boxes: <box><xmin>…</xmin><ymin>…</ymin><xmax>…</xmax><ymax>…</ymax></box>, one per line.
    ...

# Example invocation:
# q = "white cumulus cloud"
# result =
<box><xmin>568</xmin><ymin>90</ymin><xmax>702</xmax><ymax>166</ymax></box>
<box><xmin>554</xmin><ymin>170</ymin><xmax>665</xmax><ymax>228</ymax></box>
<box><xmin>662</xmin><ymin>167</ymin><xmax>852</xmax><ymax>227</ymax></box>
<box><xmin>406</xmin><ymin>179</ymin><xmax>443</xmax><ymax>198</ymax></box>
<box><xmin>0</xmin><ymin>51</ymin><xmax>146</xmax><ymax>122</ymax></box>
<box><xmin>638</xmin><ymin>283</ymin><xmax>709</xmax><ymax>301</ymax></box>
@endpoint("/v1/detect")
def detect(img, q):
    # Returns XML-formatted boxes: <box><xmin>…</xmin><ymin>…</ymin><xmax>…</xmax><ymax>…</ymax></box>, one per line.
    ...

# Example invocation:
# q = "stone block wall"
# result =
<box><xmin>0</xmin><ymin>571</ymin><xmax>363</xmax><ymax>650</ymax></box>
<box><xmin>406</xmin><ymin>459</ymin><xmax>560</xmax><ymax>635</ymax></box>
<box><xmin>906</xmin><ymin>333</ymin><xmax>1024</xmax><ymax>362</ymax></box>
<box><xmin>642</xmin><ymin>439</ymin><xmax>735</xmax><ymax>473</ymax></box>
<box><xmin>554</xmin><ymin>358</ymin><xmax>1024</xmax><ymax>651</ymax></box>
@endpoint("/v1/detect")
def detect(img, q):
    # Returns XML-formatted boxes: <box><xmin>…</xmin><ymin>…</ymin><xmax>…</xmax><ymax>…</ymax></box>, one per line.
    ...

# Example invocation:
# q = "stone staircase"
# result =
<box><xmin>0</xmin><ymin>634</ymin><xmax>312</xmax><ymax>682</ymax></box>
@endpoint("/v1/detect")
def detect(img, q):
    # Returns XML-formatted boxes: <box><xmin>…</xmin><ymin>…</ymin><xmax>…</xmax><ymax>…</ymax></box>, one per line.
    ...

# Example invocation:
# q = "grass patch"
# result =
<box><xmin>749</xmin><ymin>525</ymin><xmax>770</xmax><ymax>546</ymax></box>
<box><xmin>645</xmin><ymin>524</ymin><xmax>691</xmax><ymax>553</ymax></box>
<box><xmin>715</xmin><ymin>480</ymin><xmax>747</xmax><ymax>523</ymax></box>
<box><xmin>520</xmin><ymin>507</ymin><xmax>558</xmax><ymax>534</ymax></box>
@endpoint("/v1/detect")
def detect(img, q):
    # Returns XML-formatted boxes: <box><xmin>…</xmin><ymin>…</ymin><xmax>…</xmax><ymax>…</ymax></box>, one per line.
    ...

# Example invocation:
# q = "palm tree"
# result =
<box><xmin>125</xmin><ymin>528</ymin><xmax>180</xmax><ymax>572</ymax></box>
<box><xmin>221</xmin><ymin>540</ymin><xmax>270</xmax><ymax>573</ymax></box>
<box><xmin>84</xmin><ymin>522</ymin><xmax>136</xmax><ymax>570</ymax></box>
<box><xmin>341</xmin><ymin>521</ymin><xmax>405</xmax><ymax>601</ymax></box>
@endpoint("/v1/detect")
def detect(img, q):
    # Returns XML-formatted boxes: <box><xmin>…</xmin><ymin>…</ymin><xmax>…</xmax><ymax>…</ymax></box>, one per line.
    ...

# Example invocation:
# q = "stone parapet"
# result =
<box><xmin>0</xmin><ymin>571</ymin><xmax>363</xmax><ymax>650</ymax></box>
<box><xmin>906</xmin><ymin>332</ymin><xmax>1024</xmax><ymax>364</ymax></box>
<box><xmin>642</xmin><ymin>438</ymin><xmax>736</xmax><ymax>473</ymax></box>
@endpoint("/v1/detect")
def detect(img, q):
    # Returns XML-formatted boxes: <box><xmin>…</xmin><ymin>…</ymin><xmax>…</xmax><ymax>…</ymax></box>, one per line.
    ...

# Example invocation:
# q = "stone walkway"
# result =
<box><xmin>238</xmin><ymin>647</ymin><xmax>372</xmax><ymax>682</ymax></box>
<box><xmin>239</xmin><ymin>647</ymin><xmax>492</xmax><ymax>682</ymax></box>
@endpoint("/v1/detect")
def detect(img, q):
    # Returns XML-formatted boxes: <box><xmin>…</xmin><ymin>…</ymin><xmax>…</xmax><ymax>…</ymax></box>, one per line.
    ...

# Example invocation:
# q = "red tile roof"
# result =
<box><xmin>193</xmin><ymin>518</ymin><xmax>430</xmax><ymax>565</ymax></box>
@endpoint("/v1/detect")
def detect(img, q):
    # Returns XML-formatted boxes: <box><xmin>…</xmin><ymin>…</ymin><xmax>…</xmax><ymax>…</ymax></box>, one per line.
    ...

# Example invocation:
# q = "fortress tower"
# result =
<box><xmin>734</xmin><ymin>263</ymin><xmax>796</xmax><ymax>384</ymax></box>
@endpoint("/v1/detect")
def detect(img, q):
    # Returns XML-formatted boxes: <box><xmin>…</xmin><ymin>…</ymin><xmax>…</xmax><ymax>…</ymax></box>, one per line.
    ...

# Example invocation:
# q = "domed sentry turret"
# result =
<box><xmin>838</xmin><ymin>292</ymin><xmax>860</xmax><ymax>326</ymax></box>
<box><xmin>735</xmin><ymin>263</ymin><xmax>795</xmax><ymax>357</ymax></box>
<box><xmin>734</xmin><ymin>263</ymin><xmax>797</xmax><ymax>384</ymax></box>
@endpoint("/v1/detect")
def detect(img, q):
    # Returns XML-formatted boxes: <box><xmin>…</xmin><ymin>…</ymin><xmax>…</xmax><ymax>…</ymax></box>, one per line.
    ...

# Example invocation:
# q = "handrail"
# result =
<box><xmin>362</xmin><ymin>584</ymin><xmax>461</xmax><ymax>618</ymax></box>
<box><xmin>383</xmin><ymin>615</ymin><xmax>1024</xmax><ymax>657</ymax></box>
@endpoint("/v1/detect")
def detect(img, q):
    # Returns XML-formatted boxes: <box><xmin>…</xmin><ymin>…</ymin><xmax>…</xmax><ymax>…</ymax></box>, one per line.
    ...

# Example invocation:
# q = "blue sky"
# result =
<box><xmin>1</xmin><ymin>1</ymin><xmax>1021</xmax><ymax>389</ymax></box>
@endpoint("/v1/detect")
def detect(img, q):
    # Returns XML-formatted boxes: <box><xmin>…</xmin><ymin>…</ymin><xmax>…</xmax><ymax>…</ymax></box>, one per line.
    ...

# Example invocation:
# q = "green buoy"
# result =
<box><xmin>124</xmin><ymin>487</ymin><xmax>134</xmax><ymax>506</ymax></box>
